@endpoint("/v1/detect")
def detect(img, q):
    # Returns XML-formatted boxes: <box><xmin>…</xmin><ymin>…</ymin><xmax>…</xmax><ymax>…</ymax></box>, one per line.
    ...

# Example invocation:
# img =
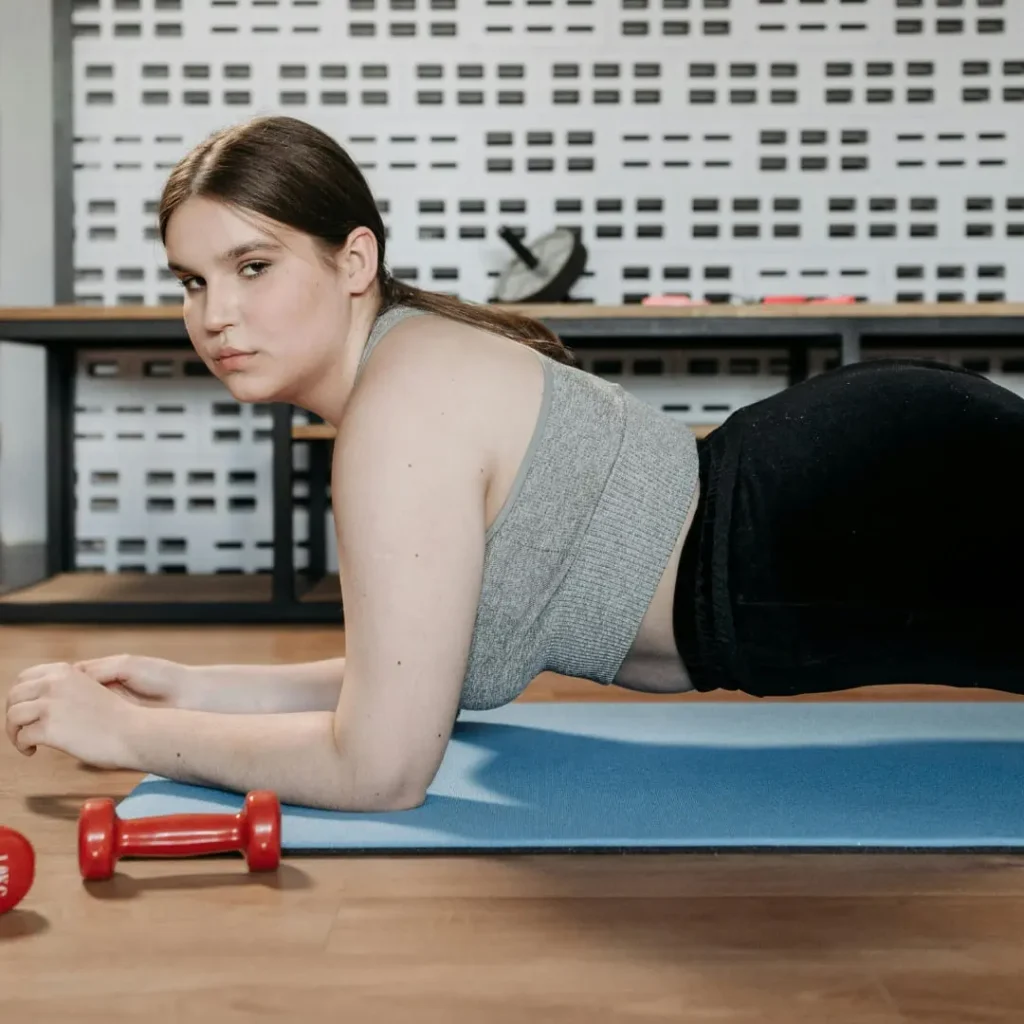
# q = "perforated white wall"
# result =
<box><xmin>73</xmin><ymin>349</ymin><xmax>285</xmax><ymax>575</ymax></box>
<box><xmin>70</xmin><ymin>0</ymin><xmax>1024</xmax><ymax>308</ymax></box>
<box><xmin>0</xmin><ymin>0</ymin><xmax>57</xmax><ymax>549</ymax></box>
<box><xmin>67</xmin><ymin>0</ymin><xmax>1024</xmax><ymax>573</ymax></box>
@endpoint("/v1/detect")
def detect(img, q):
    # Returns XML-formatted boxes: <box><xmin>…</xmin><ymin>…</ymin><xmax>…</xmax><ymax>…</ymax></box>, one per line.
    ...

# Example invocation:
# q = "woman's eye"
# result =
<box><xmin>176</xmin><ymin>263</ymin><xmax>267</xmax><ymax>291</ymax></box>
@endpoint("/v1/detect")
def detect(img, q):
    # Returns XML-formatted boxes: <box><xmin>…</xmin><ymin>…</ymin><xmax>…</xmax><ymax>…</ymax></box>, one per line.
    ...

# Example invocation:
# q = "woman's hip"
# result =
<box><xmin>673</xmin><ymin>358</ymin><xmax>1024</xmax><ymax>697</ymax></box>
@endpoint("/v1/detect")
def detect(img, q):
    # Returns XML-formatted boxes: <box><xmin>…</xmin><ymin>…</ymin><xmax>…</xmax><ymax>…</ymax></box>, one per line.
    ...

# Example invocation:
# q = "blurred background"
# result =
<box><xmin>0</xmin><ymin>0</ymin><xmax>1021</xmax><ymax>604</ymax></box>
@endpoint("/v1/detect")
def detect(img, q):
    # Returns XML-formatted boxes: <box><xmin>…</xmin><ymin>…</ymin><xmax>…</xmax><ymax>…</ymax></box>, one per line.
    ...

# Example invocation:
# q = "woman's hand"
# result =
<box><xmin>5</xmin><ymin>662</ymin><xmax>141</xmax><ymax>769</ymax></box>
<box><xmin>75</xmin><ymin>654</ymin><xmax>201</xmax><ymax>710</ymax></box>
<box><xmin>78</xmin><ymin>654</ymin><xmax>346</xmax><ymax>715</ymax></box>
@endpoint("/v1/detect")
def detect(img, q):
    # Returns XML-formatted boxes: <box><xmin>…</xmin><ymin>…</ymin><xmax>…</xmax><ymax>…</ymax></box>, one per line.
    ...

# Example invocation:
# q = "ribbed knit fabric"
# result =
<box><xmin>356</xmin><ymin>304</ymin><xmax>701</xmax><ymax>710</ymax></box>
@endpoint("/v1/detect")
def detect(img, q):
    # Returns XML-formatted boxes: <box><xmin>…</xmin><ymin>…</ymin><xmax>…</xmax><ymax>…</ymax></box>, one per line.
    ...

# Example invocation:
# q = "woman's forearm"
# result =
<box><xmin>194</xmin><ymin>658</ymin><xmax>345</xmax><ymax>714</ymax></box>
<box><xmin>124</xmin><ymin>704</ymin><xmax>418</xmax><ymax>812</ymax></box>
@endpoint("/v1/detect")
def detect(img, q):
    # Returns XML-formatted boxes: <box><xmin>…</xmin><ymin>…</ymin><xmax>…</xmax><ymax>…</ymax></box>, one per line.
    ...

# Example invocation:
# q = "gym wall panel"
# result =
<box><xmin>66</xmin><ymin>0</ymin><xmax>1024</xmax><ymax>575</ymax></box>
<box><xmin>0</xmin><ymin>0</ymin><xmax>63</xmax><ymax>552</ymax></box>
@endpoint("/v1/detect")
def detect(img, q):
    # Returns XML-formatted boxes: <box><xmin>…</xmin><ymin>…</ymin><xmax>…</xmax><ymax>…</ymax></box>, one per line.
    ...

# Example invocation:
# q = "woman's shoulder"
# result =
<box><xmin>363</xmin><ymin>309</ymin><xmax>530</xmax><ymax>369</ymax></box>
<box><xmin>339</xmin><ymin>312</ymin><xmax>545</xmax><ymax>494</ymax></box>
<box><xmin>352</xmin><ymin>310</ymin><xmax>544</xmax><ymax>424</ymax></box>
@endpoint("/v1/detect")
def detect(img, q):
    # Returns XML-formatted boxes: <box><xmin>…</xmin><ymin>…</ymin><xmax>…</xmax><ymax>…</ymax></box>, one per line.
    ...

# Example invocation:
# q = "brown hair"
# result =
<box><xmin>158</xmin><ymin>115</ymin><xmax>578</xmax><ymax>367</ymax></box>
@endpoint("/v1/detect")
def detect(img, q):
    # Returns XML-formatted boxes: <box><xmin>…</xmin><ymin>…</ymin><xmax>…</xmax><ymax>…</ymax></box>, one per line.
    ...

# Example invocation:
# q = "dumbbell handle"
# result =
<box><xmin>112</xmin><ymin>814</ymin><xmax>251</xmax><ymax>858</ymax></box>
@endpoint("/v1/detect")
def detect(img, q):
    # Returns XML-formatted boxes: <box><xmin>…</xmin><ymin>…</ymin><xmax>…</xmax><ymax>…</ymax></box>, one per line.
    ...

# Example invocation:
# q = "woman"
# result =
<box><xmin>6</xmin><ymin>116</ymin><xmax>1024</xmax><ymax>812</ymax></box>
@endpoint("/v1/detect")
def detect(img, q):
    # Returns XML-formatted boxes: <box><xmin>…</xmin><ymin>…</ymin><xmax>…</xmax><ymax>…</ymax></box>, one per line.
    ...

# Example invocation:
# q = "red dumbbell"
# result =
<box><xmin>78</xmin><ymin>790</ymin><xmax>281</xmax><ymax>881</ymax></box>
<box><xmin>0</xmin><ymin>826</ymin><xmax>35</xmax><ymax>915</ymax></box>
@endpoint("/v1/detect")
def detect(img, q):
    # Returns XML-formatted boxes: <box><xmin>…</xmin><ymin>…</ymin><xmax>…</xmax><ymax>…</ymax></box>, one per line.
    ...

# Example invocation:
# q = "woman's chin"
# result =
<box><xmin>221</xmin><ymin>373</ymin><xmax>281</xmax><ymax>405</ymax></box>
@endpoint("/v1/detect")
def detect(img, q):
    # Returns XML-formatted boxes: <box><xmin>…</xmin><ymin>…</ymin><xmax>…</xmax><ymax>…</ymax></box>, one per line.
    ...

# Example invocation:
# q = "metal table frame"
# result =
<box><xmin>1</xmin><ymin>305</ymin><xmax>1022</xmax><ymax>623</ymax></box>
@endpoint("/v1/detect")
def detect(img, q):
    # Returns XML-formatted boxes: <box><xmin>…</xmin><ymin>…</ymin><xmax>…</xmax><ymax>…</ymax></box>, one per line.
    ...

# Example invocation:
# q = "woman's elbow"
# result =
<box><xmin>331</xmin><ymin>725</ymin><xmax>429</xmax><ymax>811</ymax></box>
<box><xmin>346</xmin><ymin>763</ymin><xmax>428</xmax><ymax>812</ymax></box>
<box><xmin>357</xmin><ymin>780</ymin><xmax>426</xmax><ymax>813</ymax></box>
<box><xmin>382</xmin><ymin>785</ymin><xmax>427</xmax><ymax>812</ymax></box>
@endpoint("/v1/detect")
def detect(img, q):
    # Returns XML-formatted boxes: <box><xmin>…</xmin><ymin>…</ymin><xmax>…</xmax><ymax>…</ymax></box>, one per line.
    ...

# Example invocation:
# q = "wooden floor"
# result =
<box><xmin>3</xmin><ymin>624</ymin><xmax>1024</xmax><ymax>1022</ymax></box>
<box><xmin>0</xmin><ymin>571</ymin><xmax>342</xmax><ymax>603</ymax></box>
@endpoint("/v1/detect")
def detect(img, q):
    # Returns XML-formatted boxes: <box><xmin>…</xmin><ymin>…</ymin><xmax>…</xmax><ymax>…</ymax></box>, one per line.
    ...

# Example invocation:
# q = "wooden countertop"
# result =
<box><xmin>3</xmin><ymin>301</ymin><xmax>1020</xmax><ymax>348</ymax></box>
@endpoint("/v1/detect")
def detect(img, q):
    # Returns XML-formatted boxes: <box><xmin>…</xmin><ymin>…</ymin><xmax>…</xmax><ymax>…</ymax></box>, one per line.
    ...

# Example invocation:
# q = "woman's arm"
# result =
<box><xmin>195</xmin><ymin>658</ymin><xmax>345</xmax><ymax>713</ymax></box>
<box><xmin>75</xmin><ymin>655</ymin><xmax>346</xmax><ymax>715</ymax></box>
<box><xmin>104</xmin><ymin>354</ymin><xmax>486</xmax><ymax>810</ymax></box>
<box><xmin>6</xmin><ymin>662</ymin><xmax>418</xmax><ymax>812</ymax></box>
<box><xmin>8</xmin><ymin>343</ymin><xmax>490</xmax><ymax>811</ymax></box>
<box><xmin>123</xmin><ymin>706</ymin><xmax>418</xmax><ymax>812</ymax></box>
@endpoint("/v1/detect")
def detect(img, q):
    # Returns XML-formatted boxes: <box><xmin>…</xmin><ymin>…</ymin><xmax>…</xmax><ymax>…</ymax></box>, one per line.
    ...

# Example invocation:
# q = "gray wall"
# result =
<box><xmin>0</xmin><ymin>0</ymin><xmax>66</xmax><ymax>552</ymax></box>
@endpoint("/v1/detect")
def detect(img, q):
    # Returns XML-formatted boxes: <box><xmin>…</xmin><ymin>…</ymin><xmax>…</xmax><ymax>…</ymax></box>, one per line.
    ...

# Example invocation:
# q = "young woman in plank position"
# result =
<box><xmin>7</xmin><ymin>116</ymin><xmax>1024</xmax><ymax>811</ymax></box>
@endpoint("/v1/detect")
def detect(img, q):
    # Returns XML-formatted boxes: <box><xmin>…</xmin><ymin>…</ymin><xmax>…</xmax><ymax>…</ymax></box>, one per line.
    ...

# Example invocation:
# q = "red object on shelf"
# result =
<box><xmin>761</xmin><ymin>295</ymin><xmax>858</xmax><ymax>305</ymax></box>
<box><xmin>641</xmin><ymin>294</ymin><xmax>710</xmax><ymax>306</ymax></box>
<box><xmin>78</xmin><ymin>790</ymin><xmax>281</xmax><ymax>881</ymax></box>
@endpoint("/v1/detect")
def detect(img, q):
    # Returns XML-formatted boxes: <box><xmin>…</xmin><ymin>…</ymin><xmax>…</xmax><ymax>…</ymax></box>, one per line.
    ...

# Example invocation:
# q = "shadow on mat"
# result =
<box><xmin>128</xmin><ymin>719</ymin><xmax>1024</xmax><ymax>846</ymax></box>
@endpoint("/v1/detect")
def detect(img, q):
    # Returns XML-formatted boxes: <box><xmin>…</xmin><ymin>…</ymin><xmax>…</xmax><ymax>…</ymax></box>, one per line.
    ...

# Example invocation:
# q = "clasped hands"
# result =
<box><xmin>4</xmin><ymin>655</ymin><xmax>191</xmax><ymax>769</ymax></box>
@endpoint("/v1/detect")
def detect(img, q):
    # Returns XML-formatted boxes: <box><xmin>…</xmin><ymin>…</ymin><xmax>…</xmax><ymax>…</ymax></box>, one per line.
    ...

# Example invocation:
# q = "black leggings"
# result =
<box><xmin>672</xmin><ymin>357</ymin><xmax>1024</xmax><ymax>698</ymax></box>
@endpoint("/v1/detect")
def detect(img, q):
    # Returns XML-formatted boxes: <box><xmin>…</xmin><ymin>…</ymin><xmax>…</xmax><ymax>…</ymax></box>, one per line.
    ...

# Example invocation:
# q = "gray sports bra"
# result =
<box><xmin>355</xmin><ymin>304</ymin><xmax>701</xmax><ymax>710</ymax></box>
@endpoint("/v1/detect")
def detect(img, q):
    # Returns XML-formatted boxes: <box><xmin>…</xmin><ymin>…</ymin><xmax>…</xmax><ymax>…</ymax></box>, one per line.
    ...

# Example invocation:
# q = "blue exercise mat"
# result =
<box><xmin>116</xmin><ymin>701</ymin><xmax>1024</xmax><ymax>852</ymax></box>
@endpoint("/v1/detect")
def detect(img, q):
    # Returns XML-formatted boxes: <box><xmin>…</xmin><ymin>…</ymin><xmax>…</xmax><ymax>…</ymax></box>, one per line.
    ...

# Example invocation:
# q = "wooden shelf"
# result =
<box><xmin>292</xmin><ymin>424</ymin><xmax>338</xmax><ymax>441</ymax></box>
<box><xmin>302</xmin><ymin>574</ymin><xmax>341</xmax><ymax>602</ymax></box>
<box><xmin>0</xmin><ymin>572</ymin><xmax>341</xmax><ymax>605</ymax></box>
<box><xmin>2</xmin><ymin>300</ymin><xmax>1023</xmax><ymax>323</ymax></box>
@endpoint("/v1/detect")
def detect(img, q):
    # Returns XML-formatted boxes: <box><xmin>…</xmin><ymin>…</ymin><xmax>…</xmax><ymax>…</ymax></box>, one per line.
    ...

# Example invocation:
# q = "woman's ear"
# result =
<box><xmin>338</xmin><ymin>226</ymin><xmax>380</xmax><ymax>294</ymax></box>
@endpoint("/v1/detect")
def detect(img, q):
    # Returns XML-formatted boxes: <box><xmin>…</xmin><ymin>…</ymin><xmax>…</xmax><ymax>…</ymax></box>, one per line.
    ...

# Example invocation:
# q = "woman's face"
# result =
<box><xmin>163</xmin><ymin>196</ymin><xmax>353</xmax><ymax>405</ymax></box>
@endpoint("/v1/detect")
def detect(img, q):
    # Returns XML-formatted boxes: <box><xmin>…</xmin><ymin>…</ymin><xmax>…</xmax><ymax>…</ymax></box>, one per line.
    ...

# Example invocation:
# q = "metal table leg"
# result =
<box><xmin>840</xmin><ymin>326</ymin><xmax>862</xmax><ymax>366</ymax></box>
<box><xmin>271</xmin><ymin>402</ymin><xmax>295</xmax><ymax>605</ymax></box>
<box><xmin>307</xmin><ymin>437</ymin><xmax>330</xmax><ymax>587</ymax></box>
<box><xmin>45</xmin><ymin>345</ymin><xmax>75</xmax><ymax>576</ymax></box>
<box><xmin>786</xmin><ymin>342</ymin><xmax>809</xmax><ymax>386</ymax></box>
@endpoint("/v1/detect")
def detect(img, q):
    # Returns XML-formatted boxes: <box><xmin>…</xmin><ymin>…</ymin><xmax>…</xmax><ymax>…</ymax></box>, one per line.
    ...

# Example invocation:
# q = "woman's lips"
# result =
<box><xmin>215</xmin><ymin>350</ymin><xmax>255</xmax><ymax>371</ymax></box>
